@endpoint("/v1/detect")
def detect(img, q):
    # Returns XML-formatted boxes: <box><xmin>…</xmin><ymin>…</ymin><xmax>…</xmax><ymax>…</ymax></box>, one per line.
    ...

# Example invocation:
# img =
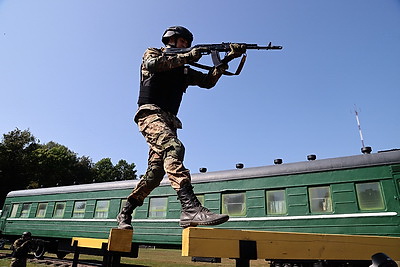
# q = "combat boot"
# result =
<box><xmin>117</xmin><ymin>199</ymin><xmax>139</xmax><ymax>230</ymax></box>
<box><xmin>177</xmin><ymin>183</ymin><xmax>229</xmax><ymax>228</ymax></box>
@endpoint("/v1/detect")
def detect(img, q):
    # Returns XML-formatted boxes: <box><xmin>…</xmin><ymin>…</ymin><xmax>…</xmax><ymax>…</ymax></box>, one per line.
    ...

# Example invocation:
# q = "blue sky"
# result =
<box><xmin>1</xmin><ymin>1</ymin><xmax>399</xmax><ymax>176</ymax></box>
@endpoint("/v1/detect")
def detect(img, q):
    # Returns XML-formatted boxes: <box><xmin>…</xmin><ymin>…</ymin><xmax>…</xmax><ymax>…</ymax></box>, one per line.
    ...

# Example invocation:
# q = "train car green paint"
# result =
<box><xmin>1</xmin><ymin>150</ymin><xmax>399</xmax><ymax>251</ymax></box>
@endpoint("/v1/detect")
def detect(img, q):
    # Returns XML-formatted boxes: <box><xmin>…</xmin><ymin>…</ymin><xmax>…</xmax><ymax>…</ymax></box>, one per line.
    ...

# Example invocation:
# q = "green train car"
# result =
<box><xmin>1</xmin><ymin>149</ymin><xmax>399</xmax><ymax>258</ymax></box>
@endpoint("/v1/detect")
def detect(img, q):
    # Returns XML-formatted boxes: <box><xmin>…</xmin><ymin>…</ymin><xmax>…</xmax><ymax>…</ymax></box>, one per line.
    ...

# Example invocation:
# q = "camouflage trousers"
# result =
<box><xmin>128</xmin><ymin>104</ymin><xmax>191</xmax><ymax>205</ymax></box>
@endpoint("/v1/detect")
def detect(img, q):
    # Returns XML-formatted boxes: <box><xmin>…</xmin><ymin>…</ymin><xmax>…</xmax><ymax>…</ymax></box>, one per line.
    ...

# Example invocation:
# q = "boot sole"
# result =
<box><xmin>180</xmin><ymin>216</ymin><xmax>229</xmax><ymax>228</ymax></box>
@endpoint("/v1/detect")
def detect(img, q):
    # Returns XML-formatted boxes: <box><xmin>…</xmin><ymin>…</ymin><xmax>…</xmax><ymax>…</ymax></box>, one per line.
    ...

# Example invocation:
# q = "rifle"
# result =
<box><xmin>164</xmin><ymin>42</ymin><xmax>283</xmax><ymax>75</ymax></box>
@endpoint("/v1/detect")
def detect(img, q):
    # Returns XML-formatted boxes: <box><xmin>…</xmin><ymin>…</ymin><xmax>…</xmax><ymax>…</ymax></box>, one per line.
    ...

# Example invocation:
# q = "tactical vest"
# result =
<box><xmin>138</xmin><ymin>66</ymin><xmax>188</xmax><ymax>115</ymax></box>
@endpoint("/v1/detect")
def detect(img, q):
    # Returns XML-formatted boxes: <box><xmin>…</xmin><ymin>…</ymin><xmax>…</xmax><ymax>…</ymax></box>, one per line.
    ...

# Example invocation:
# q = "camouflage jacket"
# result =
<box><xmin>141</xmin><ymin>47</ymin><xmax>226</xmax><ymax>90</ymax></box>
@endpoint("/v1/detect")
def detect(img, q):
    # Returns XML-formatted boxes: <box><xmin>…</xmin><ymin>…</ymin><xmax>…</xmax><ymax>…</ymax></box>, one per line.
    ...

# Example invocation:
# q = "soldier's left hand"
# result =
<box><xmin>228</xmin><ymin>44</ymin><xmax>246</xmax><ymax>59</ymax></box>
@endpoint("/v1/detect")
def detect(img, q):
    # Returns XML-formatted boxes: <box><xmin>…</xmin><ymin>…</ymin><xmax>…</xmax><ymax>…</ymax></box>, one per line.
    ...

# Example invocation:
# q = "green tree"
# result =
<box><xmin>115</xmin><ymin>159</ymin><xmax>137</xmax><ymax>180</ymax></box>
<box><xmin>75</xmin><ymin>155</ymin><xmax>96</xmax><ymax>184</ymax></box>
<box><xmin>93</xmin><ymin>158</ymin><xmax>117</xmax><ymax>182</ymax></box>
<box><xmin>0</xmin><ymin>128</ymin><xmax>137</xmax><ymax>208</ymax></box>
<box><xmin>0</xmin><ymin>128</ymin><xmax>39</xmax><ymax>206</ymax></box>
<box><xmin>29</xmin><ymin>141</ymin><xmax>91</xmax><ymax>187</ymax></box>
<box><xmin>93</xmin><ymin>158</ymin><xmax>137</xmax><ymax>182</ymax></box>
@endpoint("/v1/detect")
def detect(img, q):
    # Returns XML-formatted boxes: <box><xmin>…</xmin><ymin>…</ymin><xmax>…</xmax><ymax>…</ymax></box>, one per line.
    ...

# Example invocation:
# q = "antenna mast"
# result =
<box><xmin>354</xmin><ymin>107</ymin><xmax>365</xmax><ymax>148</ymax></box>
<box><xmin>354</xmin><ymin>106</ymin><xmax>372</xmax><ymax>154</ymax></box>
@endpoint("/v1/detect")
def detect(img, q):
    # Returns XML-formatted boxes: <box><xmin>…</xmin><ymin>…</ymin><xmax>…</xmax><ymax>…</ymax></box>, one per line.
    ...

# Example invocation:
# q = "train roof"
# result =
<box><xmin>6</xmin><ymin>149</ymin><xmax>400</xmax><ymax>198</ymax></box>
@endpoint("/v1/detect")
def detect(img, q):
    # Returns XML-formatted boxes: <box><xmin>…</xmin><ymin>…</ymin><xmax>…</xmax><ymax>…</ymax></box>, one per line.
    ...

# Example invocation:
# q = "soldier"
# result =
<box><xmin>10</xmin><ymin>232</ymin><xmax>32</xmax><ymax>267</ymax></box>
<box><xmin>117</xmin><ymin>26</ymin><xmax>245</xmax><ymax>229</ymax></box>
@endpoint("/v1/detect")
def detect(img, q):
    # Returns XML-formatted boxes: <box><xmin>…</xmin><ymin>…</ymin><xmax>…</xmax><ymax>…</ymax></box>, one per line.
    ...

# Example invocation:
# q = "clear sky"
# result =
<box><xmin>1</xmin><ymin>1</ymin><xmax>399</xmax><ymax>176</ymax></box>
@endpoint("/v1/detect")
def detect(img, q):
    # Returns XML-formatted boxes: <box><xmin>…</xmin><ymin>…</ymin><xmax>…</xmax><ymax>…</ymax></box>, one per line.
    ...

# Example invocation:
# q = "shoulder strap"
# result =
<box><xmin>189</xmin><ymin>54</ymin><xmax>247</xmax><ymax>76</ymax></box>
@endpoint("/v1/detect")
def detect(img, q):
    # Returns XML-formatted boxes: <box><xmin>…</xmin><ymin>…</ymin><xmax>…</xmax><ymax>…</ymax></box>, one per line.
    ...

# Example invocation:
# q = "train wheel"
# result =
<box><xmin>33</xmin><ymin>242</ymin><xmax>46</xmax><ymax>259</ymax></box>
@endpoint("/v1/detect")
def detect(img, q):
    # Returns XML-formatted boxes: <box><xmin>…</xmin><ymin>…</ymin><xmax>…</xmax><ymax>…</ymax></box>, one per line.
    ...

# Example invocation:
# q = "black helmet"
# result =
<box><xmin>22</xmin><ymin>232</ymin><xmax>32</xmax><ymax>239</ymax></box>
<box><xmin>162</xmin><ymin>26</ymin><xmax>193</xmax><ymax>47</ymax></box>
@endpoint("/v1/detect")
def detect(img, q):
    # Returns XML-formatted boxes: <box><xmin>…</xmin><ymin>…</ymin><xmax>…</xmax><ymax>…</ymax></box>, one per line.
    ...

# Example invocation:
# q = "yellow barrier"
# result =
<box><xmin>182</xmin><ymin>227</ymin><xmax>400</xmax><ymax>266</ymax></box>
<box><xmin>71</xmin><ymin>228</ymin><xmax>134</xmax><ymax>267</ymax></box>
<box><xmin>71</xmin><ymin>237</ymin><xmax>108</xmax><ymax>249</ymax></box>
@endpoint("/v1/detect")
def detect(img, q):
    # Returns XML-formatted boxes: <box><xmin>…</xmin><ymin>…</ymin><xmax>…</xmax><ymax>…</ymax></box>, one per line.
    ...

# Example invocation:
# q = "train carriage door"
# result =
<box><xmin>396</xmin><ymin>178</ymin><xmax>400</xmax><ymax>205</ymax></box>
<box><xmin>392</xmin><ymin>164</ymin><xmax>400</xmax><ymax>207</ymax></box>
<box><xmin>392</xmin><ymin>168</ymin><xmax>400</xmax><ymax>239</ymax></box>
<box><xmin>0</xmin><ymin>204</ymin><xmax>10</xmax><ymax>233</ymax></box>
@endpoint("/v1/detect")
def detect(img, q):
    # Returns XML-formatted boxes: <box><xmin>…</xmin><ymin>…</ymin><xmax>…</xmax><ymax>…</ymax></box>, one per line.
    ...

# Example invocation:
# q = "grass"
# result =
<box><xmin>0</xmin><ymin>258</ymin><xmax>44</xmax><ymax>267</ymax></box>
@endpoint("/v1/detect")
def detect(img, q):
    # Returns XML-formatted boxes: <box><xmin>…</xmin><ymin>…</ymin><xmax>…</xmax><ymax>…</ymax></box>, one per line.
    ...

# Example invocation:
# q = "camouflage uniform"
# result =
<box><xmin>10</xmin><ymin>238</ymin><xmax>31</xmax><ymax>267</ymax></box>
<box><xmin>117</xmin><ymin>26</ymin><xmax>239</xmax><ymax>229</ymax></box>
<box><xmin>127</xmin><ymin>47</ymin><xmax>226</xmax><ymax>205</ymax></box>
<box><xmin>140</xmin><ymin>47</ymin><xmax>225</xmax><ymax>90</ymax></box>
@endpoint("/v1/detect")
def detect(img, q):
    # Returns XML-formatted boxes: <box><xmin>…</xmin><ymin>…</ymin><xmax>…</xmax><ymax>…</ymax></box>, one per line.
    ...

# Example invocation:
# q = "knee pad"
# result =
<box><xmin>148</xmin><ymin>164</ymin><xmax>165</xmax><ymax>180</ymax></box>
<box><xmin>145</xmin><ymin>164</ymin><xmax>165</xmax><ymax>188</ymax></box>
<box><xmin>163</xmin><ymin>138</ymin><xmax>185</xmax><ymax>160</ymax></box>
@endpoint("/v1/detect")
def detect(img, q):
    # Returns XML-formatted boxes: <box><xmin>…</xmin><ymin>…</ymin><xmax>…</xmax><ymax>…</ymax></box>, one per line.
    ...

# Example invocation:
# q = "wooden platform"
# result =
<box><xmin>182</xmin><ymin>227</ymin><xmax>400</xmax><ymax>261</ymax></box>
<box><xmin>72</xmin><ymin>228</ymin><xmax>133</xmax><ymax>252</ymax></box>
<box><xmin>72</xmin><ymin>228</ymin><xmax>135</xmax><ymax>267</ymax></box>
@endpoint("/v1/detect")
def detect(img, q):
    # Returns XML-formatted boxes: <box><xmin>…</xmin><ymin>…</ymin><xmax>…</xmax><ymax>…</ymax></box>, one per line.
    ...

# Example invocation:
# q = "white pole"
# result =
<box><xmin>354</xmin><ymin>107</ymin><xmax>365</xmax><ymax>149</ymax></box>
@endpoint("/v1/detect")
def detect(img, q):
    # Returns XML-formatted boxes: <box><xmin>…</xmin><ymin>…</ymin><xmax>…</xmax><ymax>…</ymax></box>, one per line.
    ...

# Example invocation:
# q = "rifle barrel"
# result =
<box><xmin>246</xmin><ymin>42</ymin><xmax>283</xmax><ymax>50</ymax></box>
<box><xmin>164</xmin><ymin>42</ymin><xmax>283</xmax><ymax>55</ymax></box>
<box><xmin>250</xmin><ymin>45</ymin><xmax>283</xmax><ymax>50</ymax></box>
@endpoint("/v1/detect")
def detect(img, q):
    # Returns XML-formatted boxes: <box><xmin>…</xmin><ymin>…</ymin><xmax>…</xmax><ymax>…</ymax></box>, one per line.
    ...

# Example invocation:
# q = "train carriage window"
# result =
<box><xmin>94</xmin><ymin>200</ymin><xmax>110</xmax><ymax>218</ymax></box>
<box><xmin>20</xmin><ymin>203</ymin><xmax>31</xmax><ymax>218</ymax></box>
<box><xmin>10</xmin><ymin>204</ymin><xmax>19</xmax><ymax>218</ymax></box>
<box><xmin>222</xmin><ymin>192</ymin><xmax>246</xmax><ymax>216</ymax></box>
<box><xmin>36</xmin><ymin>203</ymin><xmax>48</xmax><ymax>218</ymax></box>
<box><xmin>356</xmin><ymin>182</ymin><xmax>385</xmax><ymax>210</ymax></box>
<box><xmin>308</xmin><ymin>186</ymin><xmax>332</xmax><ymax>213</ymax></box>
<box><xmin>266</xmin><ymin>190</ymin><xmax>287</xmax><ymax>215</ymax></box>
<box><xmin>72</xmin><ymin>201</ymin><xmax>86</xmax><ymax>218</ymax></box>
<box><xmin>53</xmin><ymin>202</ymin><xmax>66</xmax><ymax>218</ymax></box>
<box><xmin>148</xmin><ymin>197</ymin><xmax>167</xmax><ymax>218</ymax></box>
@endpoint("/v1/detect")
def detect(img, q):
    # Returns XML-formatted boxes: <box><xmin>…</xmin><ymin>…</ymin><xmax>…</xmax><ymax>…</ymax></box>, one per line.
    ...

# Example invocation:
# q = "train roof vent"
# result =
<box><xmin>199</xmin><ymin>167</ymin><xmax>207</xmax><ymax>173</ymax></box>
<box><xmin>361</xmin><ymin>146</ymin><xmax>372</xmax><ymax>154</ymax></box>
<box><xmin>236</xmin><ymin>163</ymin><xmax>244</xmax><ymax>169</ymax></box>
<box><xmin>274</xmin><ymin>158</ymin><xmax>283</xmax><ymax>164</ymax></box>
<box><xmin>307</xmin><ymin>154</ymin><xmax>317</xmax><ymax>161</ymax></box>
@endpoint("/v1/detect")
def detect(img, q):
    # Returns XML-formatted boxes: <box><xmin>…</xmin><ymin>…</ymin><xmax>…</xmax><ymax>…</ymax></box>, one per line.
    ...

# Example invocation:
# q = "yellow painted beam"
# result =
<box><xmin>71</xmin><ymin>237</ymin><xmax>108</xmax><ymax>249</ymax></box>
<box><xmin>71</xmin><ymin>229</ymin><xmax>133</xmax><ymax>253</ymax></box>
<box><xmin>182</xmin><ymin>227</ymin><xmax>400</xmax><ymax>261</ymax></box>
